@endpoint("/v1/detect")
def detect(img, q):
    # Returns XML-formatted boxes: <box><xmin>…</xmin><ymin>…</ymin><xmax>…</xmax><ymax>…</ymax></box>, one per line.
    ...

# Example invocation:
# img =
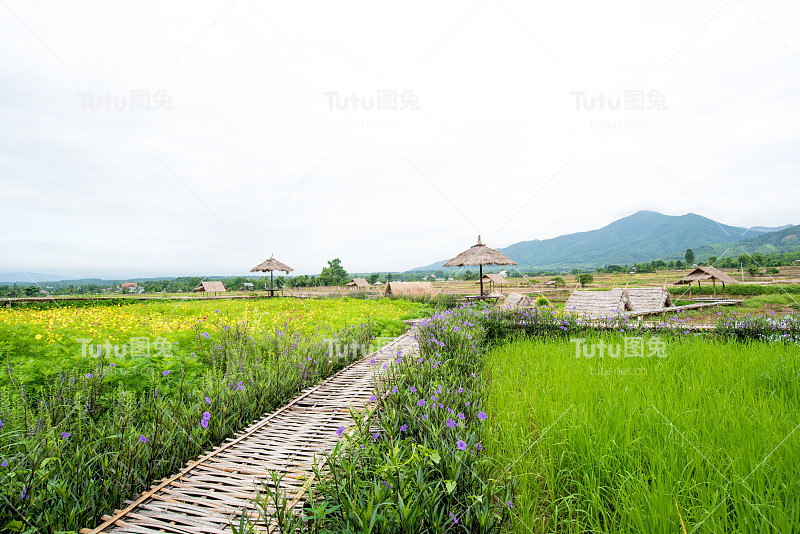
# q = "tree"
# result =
<box><xmin>384</xmin><ymin>273</ymin><xmax>393</xmax><ymax>283</ymax></box>
<box><xmin>708</xmin><ymin>256</ymin><xmax>718</xmax><ymax>265</ymax></box>
<box><xmin>550</xmin><ymin>277</ymin><xmax>566</xmax><ymax>287</ymax></box>
<box><xmin>319</xmin><ymin>258</ymin><xmax>349</xmax><ymax>286</ymax></box>
<box><xmin>367</xmin><ymin>273</ymin><xmax>380</xmax><ymax>285</ymax></box>
<box><xmin>578</xmin><ymin>273</ymin><xmax>594</xmax><ymax>287</ymax></box>
<box><xmin>685</xmin><ymin>249</ymin><xmax>695</xmax><ymax>265</ymax></box>
<box><xmin>747</xmin><ymin>266</ymin><xmax>760</xmax><ymax>277</ymax></box>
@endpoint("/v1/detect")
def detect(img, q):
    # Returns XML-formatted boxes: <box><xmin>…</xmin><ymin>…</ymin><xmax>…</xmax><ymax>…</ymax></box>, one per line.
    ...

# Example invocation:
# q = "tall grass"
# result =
<box><xmin>485</xmin><ymin>334</ymin><xmax>800</xmax><ymax>533</ymax></box>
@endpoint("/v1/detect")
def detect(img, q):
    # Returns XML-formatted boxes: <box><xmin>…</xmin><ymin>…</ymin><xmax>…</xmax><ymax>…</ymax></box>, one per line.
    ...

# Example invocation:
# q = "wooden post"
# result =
<box><xmin>479</xmin><ymin>264</ymin><xmax>484</xmax><ymax>296</ymax></box>
<box><xmin>713</xmin><ymin>278</ymin><xmax>716</xmax><ymax>298</ymax></box>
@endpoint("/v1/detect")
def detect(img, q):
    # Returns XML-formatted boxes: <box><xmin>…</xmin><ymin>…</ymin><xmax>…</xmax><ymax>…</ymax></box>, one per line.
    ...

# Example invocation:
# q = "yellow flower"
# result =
<box><xmin>35</xmin><ymin>334</ymin><xmax>42</xmax><ymax>340</ymax></box>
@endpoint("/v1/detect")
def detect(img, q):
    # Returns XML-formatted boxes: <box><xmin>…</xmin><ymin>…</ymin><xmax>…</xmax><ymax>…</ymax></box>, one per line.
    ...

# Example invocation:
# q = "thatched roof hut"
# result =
<box><xmin>346</xmin><ymin>278</ymin><xmax>370</xmax><ymax>289</ymax></box>
<box><xmin>675</xmin><ymin>265</ymin><xmax>738</xmax><ymax>297</ymax></box>
<box><xmin>250</xmin><ymin>254</ymin><xmax>294</xmax><ymax>294</ymax></box>
<box><xmin>475</xmin><ymin>273</ymin><xmax>508</xmax><ymax>295</ymax></box>
<box><xmin>194</xmin><ymin>281</ymin><xmax>226</xmax><ymax>295</ymax></box>
<box><xmin>565</xmin><ymin>289</ymin><xmax>632</xmax><ymax>318</ymax></box>
<box><xmin>384</xmin><ymin>282</ymin><xmax>434</xmax><ymax>298</ymax></box>
<box><xmin>627</xmin><ymin>288</ymin><xmax>673</xmax><ymax>312</ymax></box>
<box><xmin>444</xmin><ymin>236</ymin><xmax>517</xmax><ymax>296</ymax></box>
<box><xmin>501</xmin><ymin>292</ymin><xmax>529</xmax><ymax>309</ymax></box>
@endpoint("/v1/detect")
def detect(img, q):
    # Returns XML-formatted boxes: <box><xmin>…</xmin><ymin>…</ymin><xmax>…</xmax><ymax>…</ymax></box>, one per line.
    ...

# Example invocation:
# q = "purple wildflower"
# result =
<box><xmin>60</xmin><ymin>432</ymin><xmax>70</xmax><ymax>439</ymax></box>
<box><xmin>237</xmin><ymin>381</ymin><xmax>244</xmax><ymax>391</ymax></box>
<box><xmin>477</xmin><ymin>411</ymin><xmax>487</xmax><ymax>421</ymax></box>
<box><xmin>369</xmin><ymin>395</ymin><xmax>377</xmax><ymax>402</ymax></box>
<box><xmin>457</xmin><ymin>440</ymin><xmax>467</xmax><ymax>451</ymax></box>
<box><xmin>400</xmin><ymin>424</ymin><xmax>408</xmax><ymax>432</ymax></box>
<box><xmin>85</xmin><ymin>373</ymin><xmax>92</xmax><ymax>379</ymax></box>
<box><xmin>0</xmin><ymin>460</ymin><xmax>6</xmax><ymax>467</ymax></box>
<box><xmin>336</xmin><ymin>426</ymin><xmax>345</xmax><ymax>437</ymax></box>
<box><xmin>371</xmin><ymin>432</ymin><xmax>380</xmax><ymax>441</ymax></box>
<box><xmin>138</xmin><ymin>434</ymin><xmax>148</xmax><ymax>443</ymax></box>
<box><xmin>162</xmin><ymin>370</ymin><xmax>170</xmax><ymax>376</ymax></box>
<box><xmin>457</xmin><ymin>412</ymin><xmax>465</xmax><ymax>420</ymax></box>
<box><xmin>417</xmin><ymin>399</ymin><xmax>426</xmax><ymax>406</ymax></box>
<box><xmin>205</xmin><ymin>396</ymin><xmax>212</xmax><ymax>404</ymax></box>
<box><xmin>410</xmin><ymin>386</ymin><xmax>417</xmax><ymax>393</ymax></box>
<box><xmin>370</xmin><ymin>358</ymin><xmax>376</xmax><ymax>365</ymax></box>
<box><xmin>422</xmin><ymin>413</ymin><xmax>428</xmax><ymax>421</ymax></box>
<box><xmin>446</xmin><ymin>418</ymin><xmax>456</xmax><ymax>429</ymax></box>
<box><xmin>450</xmin><ymin>511</ymin><xmax>459</xmax><ymax>524</ymax></box>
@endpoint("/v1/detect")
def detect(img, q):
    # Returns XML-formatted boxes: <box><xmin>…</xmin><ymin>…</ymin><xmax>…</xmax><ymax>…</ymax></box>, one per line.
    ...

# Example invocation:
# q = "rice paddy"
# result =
<box><xmin>484</xmin><ymin>334</ymin><xmax>800</xmax><ymax>533</ymax></box>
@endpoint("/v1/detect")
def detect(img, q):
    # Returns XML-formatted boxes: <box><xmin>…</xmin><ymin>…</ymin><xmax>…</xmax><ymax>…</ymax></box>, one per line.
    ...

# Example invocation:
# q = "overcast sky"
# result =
<box><xmin>1</xmin><ymin>1</ymin><xmax>799</xmax><ymax>278</ymax></box>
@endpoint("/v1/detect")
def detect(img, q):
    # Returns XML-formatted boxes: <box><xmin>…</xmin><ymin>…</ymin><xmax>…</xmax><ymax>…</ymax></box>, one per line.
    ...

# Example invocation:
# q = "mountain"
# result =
<box><xmin>692</xmin><ymin>224</ymin><xmax>800</xmax><ymax>260</ymax></box>
<box><xmin>412</xmin><ymin>211</ymin><xmax>794</xmax><ymax>271</ymax></box>
<box><xmin>0</xmin><ymin>272</ymin><xmax>81</xmax><ymax>283</ymax></box>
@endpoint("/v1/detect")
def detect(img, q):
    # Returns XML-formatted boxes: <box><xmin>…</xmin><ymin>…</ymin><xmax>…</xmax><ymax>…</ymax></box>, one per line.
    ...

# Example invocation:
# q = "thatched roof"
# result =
<box><xmin>384</xmin><ymin>282</ymin><xmax>434</xmax><ymax>297</ymax></box>
<box><xmin>501</xmin><ymin>292</ymin><xmax>529</xmax><ymax>309</ymax></box>
<box><xmin>565</xmin><ymin>289</ymin><xmax>632</xmax><ymax>318</ymax></box>
<box><xmin>346</xmin><ymin>278</ymin><xmax>370</xmax><ymax>288</ymax></box>
<box><xmin>675</xmin><ymin>265</ymin><xmax>738</xmax><ymax>285</ymax></box>
<box><xmin>250</xmin><ymin>255</ymin><xmax>294</xmax><ymax>273</ymax></box>
<box><xmin>195</xmin><ymin>281</ymin><xmax>226</xmax><ymax>293</ymax></box>
<box><xmin>627</xmin><ymin>288</ymin><xmax>672</xmax><ymax>311</ymax></box>
<box><xmin>477</xmin><ymin>273</ymin><xmax>508</xmax><ymax>285</ymax></box>
<box><xmin>444</xmin><ymin>236</ymin><xmax>518</xmax><ymax>267</ymax></box>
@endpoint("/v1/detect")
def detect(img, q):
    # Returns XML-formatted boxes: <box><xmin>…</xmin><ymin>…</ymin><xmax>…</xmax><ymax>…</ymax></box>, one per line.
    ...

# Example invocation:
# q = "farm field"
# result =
<box><xmin>0</xmin><ymin>297</ymin><xmax>428</xmax><ymax>389</ymax></box>
<box><xmin>0</xmin><ymin>296</ymin><xmax>429</xmax><ymax>530</ymax></box>
<box><xmin>485</xmin><ymin>335</ymin><xmax>800</xmax><ymax>533</ymax></box>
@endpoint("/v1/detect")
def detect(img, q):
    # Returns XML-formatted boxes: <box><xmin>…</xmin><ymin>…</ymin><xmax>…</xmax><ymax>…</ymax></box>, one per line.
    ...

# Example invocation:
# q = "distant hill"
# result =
<box><xmin>692</xmin><ymin>224</ymin><xmax>800</xmax><ymax>260</ymax></box>
<box><xmin>412</xmin><ymin>211</ymin><xmax>794</xmax><ymax>271</ymax></box>
<box><xmin>0</xmin><ymin>272</ymin><xmax>80</xmax><ymax>283</ymax></box>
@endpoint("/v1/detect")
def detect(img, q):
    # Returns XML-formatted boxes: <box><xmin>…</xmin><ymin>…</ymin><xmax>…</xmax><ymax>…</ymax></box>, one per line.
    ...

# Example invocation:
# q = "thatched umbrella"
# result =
<box><xmin>250</xmin><ymin>254</ymin><xmax>294</xmax><ymax>295</ymax></box>
<box><xmin>444</xmin><ymin>236</ymin><xmax>518</xmax><ymax>296</ymax></box>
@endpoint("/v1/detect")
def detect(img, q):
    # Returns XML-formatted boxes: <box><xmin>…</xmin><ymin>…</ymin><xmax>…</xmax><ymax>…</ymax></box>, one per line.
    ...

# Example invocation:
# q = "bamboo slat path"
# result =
<box><xmin>82</xmin><ymin>332</ymin><xmax>419</xmax><ymax>534</ymax></box>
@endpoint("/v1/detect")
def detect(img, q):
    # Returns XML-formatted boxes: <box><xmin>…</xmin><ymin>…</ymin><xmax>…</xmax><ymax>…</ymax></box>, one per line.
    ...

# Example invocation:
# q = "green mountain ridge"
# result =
<box><xmin>412</xmin><ymin>211</ymin><xmax>798</xmax><ymax>271</ymax></box>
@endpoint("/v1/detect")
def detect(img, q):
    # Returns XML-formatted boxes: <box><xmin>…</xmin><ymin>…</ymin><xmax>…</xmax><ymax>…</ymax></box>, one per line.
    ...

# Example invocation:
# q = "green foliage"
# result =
<box><xmin>319</xmin><ymin>258</ymin><xmax>349</xmax><ymax>286</ymax></box>
<box><xmin>684</xmin><ymin>248</ymin><xmax>695</xmax><ymax>264</ymax></box>
<box><xmin>485</xmin><ymin>334</ymin><xmax>800</xmax><ymax>532</ymax></box>
<box><xmin>549</xmin><ymin>277</ymin><xmax>566</xmax><ymax>287</ymax></box>
<box><xmin>534</xmin><ymin>296</ymin><xmax>550</xmax><ymax>307</ymax></box>
<box><xmin>577</xmin><ymin>273</ymin><xmax>594</xmax><ymax>286</ymax></box>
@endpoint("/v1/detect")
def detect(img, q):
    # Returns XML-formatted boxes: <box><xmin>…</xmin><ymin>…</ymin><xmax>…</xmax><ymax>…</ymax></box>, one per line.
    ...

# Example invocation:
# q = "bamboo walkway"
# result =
<box><xmin>82</xmin><ymin>332</ymin><xmax>418</xmax><ymax>534</ymax></box>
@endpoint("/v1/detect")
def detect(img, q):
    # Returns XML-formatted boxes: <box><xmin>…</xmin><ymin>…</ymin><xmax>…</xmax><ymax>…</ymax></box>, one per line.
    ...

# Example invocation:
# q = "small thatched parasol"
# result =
<box><xmin>250</xmin><ymin>254</ymin><xmax>294</xmax><ymax>294</ymax></box>
<box><xmin>444</xmin><ymin>236</ymin><xmax>518</xmax><ymax>296</ymax></box>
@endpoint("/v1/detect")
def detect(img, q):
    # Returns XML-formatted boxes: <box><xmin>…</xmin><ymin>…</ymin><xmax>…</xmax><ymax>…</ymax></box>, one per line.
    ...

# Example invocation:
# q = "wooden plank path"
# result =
<box><xmin>82</xmin><ymin>332</ymin><xmax>419</xmax><ymax>534</ymax></box>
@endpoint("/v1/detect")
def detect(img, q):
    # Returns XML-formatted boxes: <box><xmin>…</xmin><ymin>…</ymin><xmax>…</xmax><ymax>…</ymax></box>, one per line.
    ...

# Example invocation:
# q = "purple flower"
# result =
<box><xmin>446</xmin><ymin>418</ymin><xmax>456</xmax><ymax>429</ymax></box>
<box><xmin>370</xmin><ymin>358</ymin><xmax>376</xmax><ymax>365</ymax></box>
<box><xmin>475</xmin><ymin>443</ymin><xmax>483</xmax><ymax>451</ymax></box>
<box><xmin>457</xmin><ymin>440</ymin><xmax>467</xmax><ymax>451</ymax></box>
<box><xmin>20</xmin><ymin>487</ymin><xmax>27</xmax><ymax>500</ymax></box>
<box><xmin>410</xmin><ymin>386</ymin><xmax>417</xmax><ymax>393</ymax></box>
<box><xmin>336</xmin><ymin>426</ymin><xmax>345</xmax><ymax>437</ymax></box>
<box><xmin>465</xmin><ymin>401</ymin><xmax>471</xmax><ymax>407</ymax></box>
<box><xmin>507</xmin><ymin>500</ymin><xmax>513</xmax><ymax>508</ymax></box>
<box><xmin>203</xmin><ymin>332</ymin><xmax>209</xmax><ymax>339</ymax></box>
<box><xmin>202</xmin><ymin>411</ymin><xmax>211</xmax><ymax>421</ymax></box>
<box><xmin>85</xmin><ymin>373</ymin><xmax>92</xmax><ymax>379</ymax></box>
<box><xmin>400</xmin><ymin>424</ymin><xmax>408</xmax><ymax>432</ymax></box>
<box><xmin>422</xmin><ymin>413</ymin><xmax>428</xmax><ymax>421</ymax></box>
<box><xmin>109</xmin><ymin>363</ymin><xmax>116</xmax><ymax>367</ymax></box>
<box><xmin>0</xmin><ymin>420</ymin><xmax>3</xmax><ymax>428</ymax></box>
<box><xmin>477</xmin><ymin>411</ymin><xmax>488</xmax><ymax>421</ymax></box>
<box><xmin>60</xmin><ymin>432</ymin><xmax>70</xmax><ymax>439</ymax></box>
<box><xmin>369</xmin><ymin>395</ymin><xmax>377</xmax><ymax>402</ymax></box>
<box><xmin>458</xmin><ymin>387</ymin><xmax>464</xmax><ymax>394</ymax></box>
<box><xmin>138</xmin><ymin>434</ymin><xmax>148</xmax><ymax>443</ymax></box>
<box><xmin>417</xmin><ymin>357</ymin><xmax>423</xmax><ymax>363</ymax></box>
<box><xmin>371</xmin><ymin>432</ymin><xmax>380</xmax><ymax>441</ymax></box>
<box><xmin>200</xmin><ymin>419</ymin><xmax>209</xmax><ymax>429</ymax></box>
<box><xmin>392</xmin><ymin>386</ymin><xmax>398</xmax><ymax>394</ymax></box>
<box><xmin>237</xmin><ymin>381</ymin><xmax>244</xmax><ymax>391</ymax></box>
<box><xmin>162</xmin><ymin>370</ymin><xmax>170</xmax><ymax>376</ymax></box>
<box><xmin>450</xmin><ymin>511</ymin><xmax>459</xmax><ymax>524</ymax></box>
<box><xmin>417</xmin><ymin>399</ymin><xmax>426</xmax><ymax>406</ymax></box>
<box><xmin>431</xmin><ymin>395</ymin><xmax>438</xmax><ymax>402</ymax></box>
<box><xmin>457</xmin><ymin>412</ymin><xmax>465</xmax><ymax>420</ymax></box>
<box><xmin>0</xmin><ymin>460</ymin><xmax>6</xmax><ymax>467</ymax></box>
<box><xmin>205</xmin><ymin>396</ymin><xmax>212</xmax><ymax>404</ymax></box>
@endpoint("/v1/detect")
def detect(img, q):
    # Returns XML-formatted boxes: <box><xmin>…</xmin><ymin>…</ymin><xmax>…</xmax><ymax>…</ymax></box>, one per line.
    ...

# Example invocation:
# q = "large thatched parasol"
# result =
<box><xmin>250</xmin><ymin>254</ymin><xmax>294</xmax><ymax>294</ymax></box>
<box><xmin>444</xmin><ymin>236</ymin><xmax>518</xmax><ymax>296</ymax></box>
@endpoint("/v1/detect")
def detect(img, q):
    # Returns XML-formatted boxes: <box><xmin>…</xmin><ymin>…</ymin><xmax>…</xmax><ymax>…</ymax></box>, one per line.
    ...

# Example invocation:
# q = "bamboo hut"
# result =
<box><xmin>384</xmin><ymin>282</ymin><xmax>434</xmax><ymax>298</ymax></box>
<box><xmin>564</xmin><ymin>289</ymin><xmax>632</xmax><ymax>318</ymax></box>
<box><xmin>501</xmin><ymin>292</ymin><xmax>529</xmax><ymax>309</ymax></box>
<box><xmin>444</xmin><ymin>236</ymin><xmax>518</xmax><ymax>296</ymax></box>
<box><xmin>250</xmin><ymin>254</ymin><xmax>294</xmax><ymax>296</ymax></box>
<box><xmin>346</xmin><ymin>278</ymin><xmax>371</xmax><ymax>290</ymax></box>
<box><xmin>476</xmin><ymin>273</ymin><xmax>508</xmax><ymax>295</ymax></box>
<box><xmin>675</xmin><ymin>265</ymin><xmax>738</xmax><ymax>298</ymax></box>
<box><xmin>627</xmin><ymin>288</ymin><xmax>673</xmax><ymax>312</ymax></box>
<box><xmin>194</xmin><ymin>281</ymin><xmax>226</xmax><ymax>296</ymax></box>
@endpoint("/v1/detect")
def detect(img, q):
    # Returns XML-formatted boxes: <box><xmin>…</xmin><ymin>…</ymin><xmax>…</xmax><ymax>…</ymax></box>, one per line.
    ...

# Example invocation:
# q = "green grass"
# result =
<box><xmin>485</xmin><ymin>334</ymin><xmax>800</xmax><ymax>533</ymax></box>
